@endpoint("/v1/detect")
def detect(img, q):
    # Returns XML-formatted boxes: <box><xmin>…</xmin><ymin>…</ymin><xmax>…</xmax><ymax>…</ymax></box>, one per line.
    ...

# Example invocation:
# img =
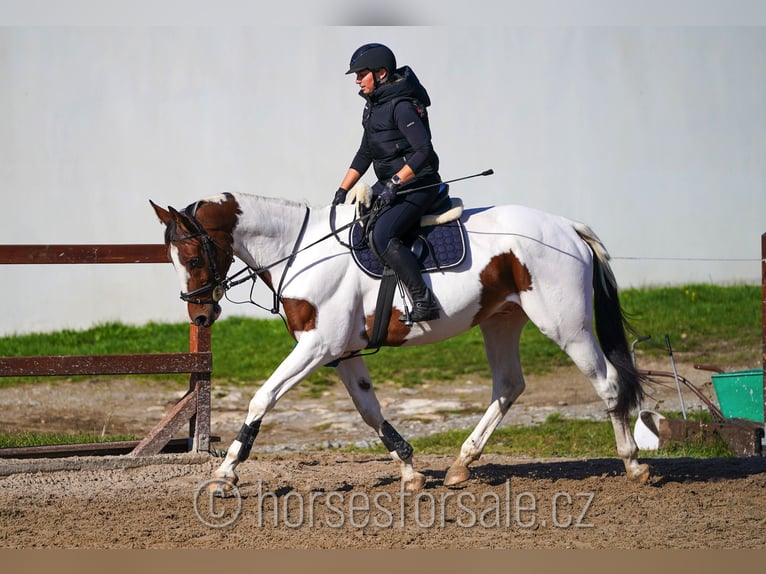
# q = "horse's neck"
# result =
<box><xmin>231</xmin><ymin>194</ymin><xmax>308</xmax><ymax>269</ymax></box>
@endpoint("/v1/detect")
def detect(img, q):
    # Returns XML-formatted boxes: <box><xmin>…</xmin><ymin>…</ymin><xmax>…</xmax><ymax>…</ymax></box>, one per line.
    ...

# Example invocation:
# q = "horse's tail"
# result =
<box><xmin>573</xmin><ymin>222</ymin><xmax>644</xmax><ymax>419</ymax></box>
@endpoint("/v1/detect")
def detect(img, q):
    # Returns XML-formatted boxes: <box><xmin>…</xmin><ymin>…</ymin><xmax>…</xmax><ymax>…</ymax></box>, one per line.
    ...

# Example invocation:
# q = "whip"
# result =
<box><xmin>396</xmin><ymin>169</ymin><xmax>494</xmax><ymax>196</ymax></box>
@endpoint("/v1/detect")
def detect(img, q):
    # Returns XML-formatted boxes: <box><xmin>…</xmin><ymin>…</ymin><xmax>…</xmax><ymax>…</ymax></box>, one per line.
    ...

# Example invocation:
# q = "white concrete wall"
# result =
<box><xmin>1</xmin><ymin>25</ymin><xmax>764</xmax><ymax>334</ymax></box>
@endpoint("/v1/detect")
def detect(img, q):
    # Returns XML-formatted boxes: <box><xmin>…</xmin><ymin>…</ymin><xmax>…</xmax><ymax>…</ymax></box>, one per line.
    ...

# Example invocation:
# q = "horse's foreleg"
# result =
<box><xmin>210</xmin><ymin>390</ymin><xmax>270</xmax><ymax>495</ymax></box>
<box><xmin>378</xmin><ymin>421</ymin><xmax>426</xmax><ymax>491</ymax></box>
<box><xmin>445</xmin><ymin>314</ymin><xmax>527</xmax><ymax>486</ymax></box>
<box><xmin>335</xmin><ymin>356</ymin><xmax>425</xmax><ymax>491</ymax></box>
<box><xmin>210</xmin><ymin>334</ymin><xmax>329</xmax><ymax>495</ymax></box>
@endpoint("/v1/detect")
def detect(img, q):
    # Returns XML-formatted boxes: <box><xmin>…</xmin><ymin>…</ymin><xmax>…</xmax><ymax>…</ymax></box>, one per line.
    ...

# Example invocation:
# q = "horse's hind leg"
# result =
<box><xmin>528</xmin><ymin>292</ymin><xmax>649</xmax><ymax>483</ymax></box>
<box><xmin>564</xmin><ymin>333</ymin><xmax>649</xmax><ymax>482</ymax></box>
<box><xmin>335</xmin><ymin>356</ymin><xmax>426</xmax><ymax>491</ymax></box>
<box><xmin>445</xmin><ymin>309</ymin><xmax>528</xmax><ymax>486</ymax></box>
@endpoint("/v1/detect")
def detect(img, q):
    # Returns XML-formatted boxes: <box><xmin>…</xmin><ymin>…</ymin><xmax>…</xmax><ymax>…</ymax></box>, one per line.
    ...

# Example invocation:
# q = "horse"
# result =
<box><xmin>150</xmin><ymin>190</ymin><xmax>650</xmax><ymax>493</ymax></box>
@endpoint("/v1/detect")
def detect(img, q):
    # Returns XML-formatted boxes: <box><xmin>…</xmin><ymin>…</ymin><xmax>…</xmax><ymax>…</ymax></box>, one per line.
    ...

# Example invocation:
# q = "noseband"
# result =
<box><xmin>171</xmin><ymin>200</ymin><xmax>312</xmax><ymax>316</ymax></box>
<box><xmin>174</xmin><ymin>202</ymin><xmax>232</xmax><ymax>306</ymax></box>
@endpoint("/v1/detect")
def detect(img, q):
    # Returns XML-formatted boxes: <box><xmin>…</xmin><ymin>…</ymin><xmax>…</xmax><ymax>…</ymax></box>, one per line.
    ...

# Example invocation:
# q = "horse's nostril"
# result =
<box><xmin>194</xmin><ymin>315</ymin><xmax>208</xmax><ymax>327</ymax></box>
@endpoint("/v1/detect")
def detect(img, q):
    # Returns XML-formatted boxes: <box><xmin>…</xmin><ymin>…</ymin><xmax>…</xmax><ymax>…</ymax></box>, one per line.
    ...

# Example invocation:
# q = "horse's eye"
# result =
<box><xmin>188</xmin><ymin>257</ymin><xmax>203</xmax><ymax>269</ymax></box>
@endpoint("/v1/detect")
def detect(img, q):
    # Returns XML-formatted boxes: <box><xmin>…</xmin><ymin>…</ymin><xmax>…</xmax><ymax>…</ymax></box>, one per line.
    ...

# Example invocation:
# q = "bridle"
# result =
<box><xmin>172</xmin><ymin>201</ymin><xmax>313</xmax><ymax>315</ymax></box>
<box><xmin>173</xmin><ymin>201</ymin><xmax>233</xmax><ymax>306</ymax></box>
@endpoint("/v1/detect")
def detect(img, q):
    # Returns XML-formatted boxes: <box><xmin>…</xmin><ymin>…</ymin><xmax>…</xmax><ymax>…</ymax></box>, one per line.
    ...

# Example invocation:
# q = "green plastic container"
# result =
<box><xmin>711</xmin><ymin>369</ymin><xmax>764</xmax><ymax>423</ymax></box>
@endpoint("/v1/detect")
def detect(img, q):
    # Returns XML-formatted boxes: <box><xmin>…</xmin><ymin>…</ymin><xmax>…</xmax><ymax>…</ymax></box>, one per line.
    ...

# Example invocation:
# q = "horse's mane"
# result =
<box><xmin>227</xmin><ymin>192</ymin><xmax>306</xmax><ymax>210</ymax></box>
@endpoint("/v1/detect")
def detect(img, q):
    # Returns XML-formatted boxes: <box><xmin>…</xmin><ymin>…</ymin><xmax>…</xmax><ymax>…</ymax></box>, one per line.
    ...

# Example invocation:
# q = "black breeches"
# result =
<box><xmin>368</xmin><ymin>176</ymin><xmax>440</xmax><ymax>255</ymax></box>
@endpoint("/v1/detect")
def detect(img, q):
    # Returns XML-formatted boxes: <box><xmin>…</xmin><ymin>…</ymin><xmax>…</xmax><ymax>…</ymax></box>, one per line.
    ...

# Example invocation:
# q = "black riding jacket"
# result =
<box><xmin>349</xmin><ymin>66</ymin><xmax>440</xmax><ymax>182</ymax></box>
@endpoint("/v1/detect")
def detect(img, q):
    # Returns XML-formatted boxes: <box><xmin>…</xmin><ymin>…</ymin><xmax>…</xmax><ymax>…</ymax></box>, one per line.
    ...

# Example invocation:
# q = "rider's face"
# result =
<box><xmin>355</xmin><ymin>69</ymin><xmax>385</xmax><ymax>94</ymax></box>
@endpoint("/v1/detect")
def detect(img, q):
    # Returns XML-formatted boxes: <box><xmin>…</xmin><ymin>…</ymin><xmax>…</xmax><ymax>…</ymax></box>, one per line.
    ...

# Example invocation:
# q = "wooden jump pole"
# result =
<box><xmin>0</xmin><ymin>244</ymin><xmax>212</xmax><ymax>457</ymax></box>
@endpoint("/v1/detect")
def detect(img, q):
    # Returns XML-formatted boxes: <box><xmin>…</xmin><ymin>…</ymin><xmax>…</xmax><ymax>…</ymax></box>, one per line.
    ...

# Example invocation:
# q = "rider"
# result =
<box><xmin>333</xmin><ymin>43</ymin><xmax>442</xmax><ymax>323</ymax></box>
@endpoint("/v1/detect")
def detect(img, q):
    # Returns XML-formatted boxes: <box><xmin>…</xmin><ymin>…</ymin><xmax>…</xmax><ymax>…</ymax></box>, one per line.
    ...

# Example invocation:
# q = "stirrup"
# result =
<box><xmin>399</xmin><ymin>300</ymin><xmax>440</xmax><ymax>325</ymax></box>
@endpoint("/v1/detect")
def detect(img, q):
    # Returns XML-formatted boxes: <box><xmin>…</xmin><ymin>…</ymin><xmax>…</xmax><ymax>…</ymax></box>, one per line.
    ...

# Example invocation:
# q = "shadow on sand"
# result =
<box><xmin>421</xmin><ymin>455</ymin><xmax>766</xmax><ymax>487</ymax></box>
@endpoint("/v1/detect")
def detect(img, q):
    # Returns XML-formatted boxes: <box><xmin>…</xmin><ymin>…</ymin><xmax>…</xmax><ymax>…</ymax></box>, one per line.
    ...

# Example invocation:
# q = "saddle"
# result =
<box><xmin>343</xmin><ymin>182</ymin><xmax>468</xmax><ymax>347</ymax></box>
<box><xmin>346</xmin><ymin>183</ymin><xmax>468</xmax><ymax>279</ymax></box>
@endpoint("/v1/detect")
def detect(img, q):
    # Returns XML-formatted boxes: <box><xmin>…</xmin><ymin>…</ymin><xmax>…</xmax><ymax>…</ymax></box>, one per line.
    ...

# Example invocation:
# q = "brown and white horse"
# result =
<box><xmin>151</xmin><ymin>192</ymin><xmax>650</xmax><ymax>492</ymax></box>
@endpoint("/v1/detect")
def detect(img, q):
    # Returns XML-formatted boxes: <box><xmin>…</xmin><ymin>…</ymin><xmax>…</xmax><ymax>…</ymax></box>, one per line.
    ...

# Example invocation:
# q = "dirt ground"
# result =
<box><xmin>1</xmin><ymin>357</ymin><xmax>765</xmax><ymax>549</ymax></box>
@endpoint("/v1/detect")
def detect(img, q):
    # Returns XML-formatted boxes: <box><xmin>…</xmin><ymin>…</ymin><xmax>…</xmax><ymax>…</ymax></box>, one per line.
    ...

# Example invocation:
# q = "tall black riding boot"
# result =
<box><xmin>381</xmin><ymin>238</ymin><xmax>440</xmax><ymax>323</ymax></box>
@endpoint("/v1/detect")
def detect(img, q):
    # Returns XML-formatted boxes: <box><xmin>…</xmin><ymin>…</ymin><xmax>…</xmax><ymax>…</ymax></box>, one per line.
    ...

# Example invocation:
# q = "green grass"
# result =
<box><xmin>0</xmin><ymin>413</ymin><xmax>733</xmax><ymax>458</ymax></box>
<box><xmin>405</xmin><ymin>413</ymin><xmax>619</xmax><ymax>458</ymax></box>
<box><xmin>0</xmin><ymin>283</ymin><xmax>759</xmax><ymax>389</ymax></box>
<box><xmin>0</xmin><ymin>321</ymin><xmax>190</xmax><ymax>357</ymax></box>
<box><xmin>352</xmin><ymin>412</ymin><xmax>734</xmax><ymax>459</ymax></box>
<box><xmin>0</xmin><ymin>431</ymin><xmax>136</xmax><ymax>449</ymax></box>
<box><xmin>0</xmin><ymin>284</ymin><xmax>759</xmax><ymax>452</ymax></box>
<box><xmin>620</xmin><ymin>284</ymin><xmax>761</xmax><ymax>365</ymax></box>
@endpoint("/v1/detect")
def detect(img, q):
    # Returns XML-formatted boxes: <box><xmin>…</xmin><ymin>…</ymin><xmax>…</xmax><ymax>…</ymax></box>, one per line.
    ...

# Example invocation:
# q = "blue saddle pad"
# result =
<box><xmin>349</xmin><ymin>219</ymin><xmax>468</xmax><ymax>279</ymax></box>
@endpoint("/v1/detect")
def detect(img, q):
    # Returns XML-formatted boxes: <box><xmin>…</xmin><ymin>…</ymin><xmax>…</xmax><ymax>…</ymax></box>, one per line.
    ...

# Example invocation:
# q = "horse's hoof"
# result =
<box><xmin>403</xmin><ymin>472</ymin><xmax>426</xmax><ymax>492</ymax></box>
<box><xmin>208</xmin><ymin>473</ymin><xmax>239</xmax><ymax>497</ymax></box>
<box><xmin>444</xmin><ymin>463</ymin><xmax>471</xmax><ymax>487</ymax></box>
<box><xmin>629</xmin><ymin>463</ymin><xmax>651</xmax><ymax>484</ymax></box>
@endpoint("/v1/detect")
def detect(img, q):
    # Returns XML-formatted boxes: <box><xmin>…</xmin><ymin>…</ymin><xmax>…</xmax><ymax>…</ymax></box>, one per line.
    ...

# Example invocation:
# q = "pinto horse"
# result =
<box><xmin>151</xmin><ymin>191</ymin><xmax>650</xmax><ymax>492</ymax></box>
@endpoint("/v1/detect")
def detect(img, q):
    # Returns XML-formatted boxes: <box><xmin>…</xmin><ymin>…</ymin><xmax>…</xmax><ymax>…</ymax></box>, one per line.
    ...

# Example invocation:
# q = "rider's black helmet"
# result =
<box><xmin>345</xmin><ymin>43</ymin><xmax>397</xmax><ymax>75</ymax></box>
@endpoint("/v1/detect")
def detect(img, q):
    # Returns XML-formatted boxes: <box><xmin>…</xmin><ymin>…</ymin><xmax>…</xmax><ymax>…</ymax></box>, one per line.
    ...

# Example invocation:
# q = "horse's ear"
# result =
<box><xmin>167</xmin><ymin>205</ymin><xmax>196</xmax><ymax>234</ymax></box>
<box><xmin>150</xmin><ymin>200</ymin><xmax>172</xmax><ymax>226</ymax></box>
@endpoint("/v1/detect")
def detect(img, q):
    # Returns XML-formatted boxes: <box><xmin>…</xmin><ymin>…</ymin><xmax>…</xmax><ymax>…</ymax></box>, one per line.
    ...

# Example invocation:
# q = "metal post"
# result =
<box><xmin>761</xmin><ymin>232</ymin><xmax>765</xmax><ymax>449</ymax></box>
<box><xmin>665</xmin><ymin>335</ymin><xmax>687</xmax><ymax>419</ymax></box>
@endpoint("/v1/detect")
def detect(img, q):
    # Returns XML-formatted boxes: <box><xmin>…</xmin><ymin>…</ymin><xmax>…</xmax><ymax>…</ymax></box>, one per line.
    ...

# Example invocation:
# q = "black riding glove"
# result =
<box><xmin>377</xmin><ymin>178</ymin><xmax>400</xmax><ymax>207</ymax></box>
<box><xmin>332</xmin><ymin>187</ymin><xmax>347</xmax><ymax>206</ymax></box>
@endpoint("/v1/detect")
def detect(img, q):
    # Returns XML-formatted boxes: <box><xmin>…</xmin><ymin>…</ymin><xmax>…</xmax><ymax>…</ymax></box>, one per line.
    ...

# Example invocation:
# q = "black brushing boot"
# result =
<box><xmin>381</xmin><ymin>238</ymin><xmax>440</xmax><ymax>323</ymax></box>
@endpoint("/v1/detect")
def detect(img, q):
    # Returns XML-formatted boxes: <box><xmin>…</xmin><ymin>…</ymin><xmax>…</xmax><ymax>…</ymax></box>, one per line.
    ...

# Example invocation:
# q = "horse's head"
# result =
<box><xmin>150</xmin><ymin>194</ymin><xmax>240</xmax><ymax>327</ymax></box>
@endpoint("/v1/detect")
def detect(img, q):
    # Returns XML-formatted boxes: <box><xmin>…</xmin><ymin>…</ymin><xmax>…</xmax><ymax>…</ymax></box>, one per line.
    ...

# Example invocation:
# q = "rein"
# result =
<box><xmin>223</xmin><ymin>203</ymin><xmax>379</xmax><ymax>312</ymax></box>
<box><xmin>223</xmin><ymin>205</ymin><xmax>312</xmax><ymax>316</ymax></box>
<box><xmin>179</xmin><ymin>169</ymin><xmax>494</xmax><ymax>314</ymax></box>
